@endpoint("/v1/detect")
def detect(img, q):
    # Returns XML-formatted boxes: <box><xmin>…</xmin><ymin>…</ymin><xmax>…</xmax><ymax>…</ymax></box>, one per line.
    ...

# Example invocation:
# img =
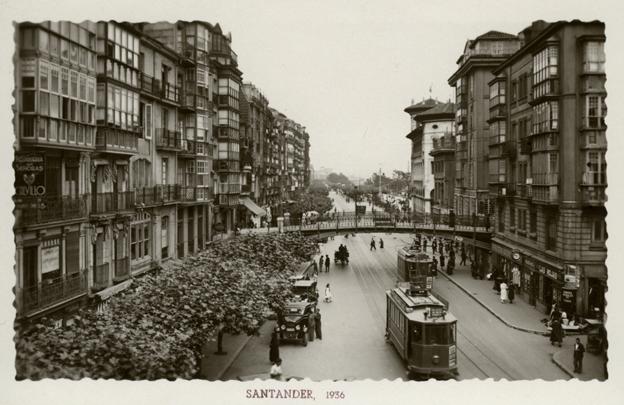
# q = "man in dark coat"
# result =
<box><xmin>550</xmin><ymin>319</ymin><xmax>563</xmax><ymax>347</ymax></box>
<box><xmin>308</xmin><ymin>310</ymin><xmax>316</xmax><ymax>342</ymax></box>
<box><xmin>314</xmin><ymin>308</ymin><xmax>322</xmax><ymax>340</ymax></box>
<box><xmin>325</xmin><ymin>255</ymin><xmax>330</xmax><ymax>273</ymax></box>
<box><xmin>460</xmin><ymin>249</ymin><xmax>467</xmax><ymax>266</ymax></box>
<box><xmin>423</xmin><ymin>238</ymin><xmax>428</xmax><ymax>252</ymax></box>
<box><xmin>440</xmin><ymin>253</ymin><xmax>445</xmax><ymax>269</ymax></box>
<box><xmin>508</xmin><ymin>284</ymin><xmax>515</xmax><ymax>304</ymax></box>
<box><xmin>269</xmin><ymin>330</ymin><xmax>280</xmax><ymax>363</ymax></box>
<box><xmin>574</xmin><ymin>337</ymin><xmax>585</xmax><ymax>373</ymax></box>
<box><xmin>319</xmin><ymin>256</ymin><xmax>324</xmax><ymax>274</ymax></box>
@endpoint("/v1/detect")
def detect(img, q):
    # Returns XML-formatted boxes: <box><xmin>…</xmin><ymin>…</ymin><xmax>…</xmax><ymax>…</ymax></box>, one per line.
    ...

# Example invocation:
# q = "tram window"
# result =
<box><xmin>412</xmin><ymin>324</ymin><xmax>423</xmax><ymax>344</ymax></box>
<box><xmin>425</xmin><ymin>324</ymin><xmax>448</xmax><ymax>345</ymax></box>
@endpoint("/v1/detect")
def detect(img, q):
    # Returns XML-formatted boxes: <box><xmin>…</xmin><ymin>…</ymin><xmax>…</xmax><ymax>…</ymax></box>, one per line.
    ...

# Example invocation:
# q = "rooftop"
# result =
<box><xmin>404</xmin><ymin>98</ymin><xmax>441</xmax><ymax>114</ymax></box>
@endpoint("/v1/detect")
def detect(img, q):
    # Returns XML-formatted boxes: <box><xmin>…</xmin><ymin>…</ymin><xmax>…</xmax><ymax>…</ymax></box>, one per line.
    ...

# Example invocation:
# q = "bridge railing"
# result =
<box><xmin>241</xmin><ymin>211</ymin><xmax>491</xmax><ymax>235</ymax></box>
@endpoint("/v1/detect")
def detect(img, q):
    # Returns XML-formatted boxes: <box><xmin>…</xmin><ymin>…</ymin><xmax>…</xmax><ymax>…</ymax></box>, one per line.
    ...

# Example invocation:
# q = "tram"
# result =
<box><xmin>397</xmin><ymin>246</ymin><xmax>435</xmax><ymax>286</ymax></box>
<box><xmin>386</xmin><ymin>246</ymin><xmax>458</xmax><ymax>379</ymax></box>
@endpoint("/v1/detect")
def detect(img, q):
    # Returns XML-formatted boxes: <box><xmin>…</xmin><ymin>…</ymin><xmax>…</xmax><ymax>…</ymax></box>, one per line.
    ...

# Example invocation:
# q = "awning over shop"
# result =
<box><xmin>240</xmin><ymin>197</ymin><xmax>267</xmax><ymax>217</ymax></box>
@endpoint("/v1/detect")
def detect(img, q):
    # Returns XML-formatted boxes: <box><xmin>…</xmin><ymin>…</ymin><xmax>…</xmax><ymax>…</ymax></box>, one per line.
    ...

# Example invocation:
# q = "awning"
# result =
<box><xmin>240</xmin><ymin>197</ymin><xmax>267</xmax><ymax>217</ymax></box>
<box><xmin>95</xmin><ymin>279</ymin><xmax>133</xmax><ymax>301</ymax></box>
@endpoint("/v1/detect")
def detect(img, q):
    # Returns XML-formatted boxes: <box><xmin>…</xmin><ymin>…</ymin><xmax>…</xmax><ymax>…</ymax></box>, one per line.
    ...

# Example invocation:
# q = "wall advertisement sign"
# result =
<box><xmin>14</xmin><ymin>152</ymin><xmax>46</xmax><ymax>202</ymax></box>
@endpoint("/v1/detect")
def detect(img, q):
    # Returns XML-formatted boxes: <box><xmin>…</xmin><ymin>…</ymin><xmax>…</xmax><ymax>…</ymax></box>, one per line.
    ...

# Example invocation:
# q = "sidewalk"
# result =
<box><xmin>200</xmin><ymin>321</ymin><xmax>274</xmax><ymax>381</ymax></box>
<box><xmin>433</xmin><ymin>251</ymin><xmax>607</xmax><ymax>380</ymax></box>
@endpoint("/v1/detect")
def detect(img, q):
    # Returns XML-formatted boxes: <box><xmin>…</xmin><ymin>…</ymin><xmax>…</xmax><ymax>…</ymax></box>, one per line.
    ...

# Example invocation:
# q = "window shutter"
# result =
<box><xmin>66</xmin><ymin>231</ymin><xmax>80</xmax><ymax>274</ymax></box>
<box><xmin>144</xmin><ymin>104</ymin><xmax>152</xmax><ymax>139</ymax></box>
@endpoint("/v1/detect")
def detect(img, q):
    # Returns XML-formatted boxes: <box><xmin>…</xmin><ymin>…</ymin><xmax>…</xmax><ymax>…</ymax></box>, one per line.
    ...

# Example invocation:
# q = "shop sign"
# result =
<box><xmin>562</xmin><ymin>289</ymin><xmax>575</xmax><ymax>304</ymax></box>
<box><xmin>536</xmin><ymin>263</ymin><xmax>561</xmax><ymax>281</ymax></box>
<box><xmin>14</xmin><ymin>153</ymin><xmax>46</xmax><ymax>200</ymax></box>
<box><xmin>41</xmin><ymin>245</ymin><xmax>60</xmax><ymax>274</ymax></box>
<box><xmin>21</xmin><ymin>58</ymin><xmax>36</xmax><ymax>75</ymax></box>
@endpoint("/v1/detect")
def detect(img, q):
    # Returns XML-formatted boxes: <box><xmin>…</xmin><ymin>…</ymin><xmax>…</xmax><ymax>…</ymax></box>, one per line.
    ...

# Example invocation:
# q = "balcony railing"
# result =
<box><xmin>17</xmin><ymin>270</ymin><xmax>87</xmax><ymax>315</ymax></box>
<box><xmin>532</xmin><ymin>186</ymin><xmax>558</xmax><ymax>203</ymax></box>
<box><xmin>155</xmin><ymin>129</ymin><xmax>183</xmax><ymax>151</ymax></box>
<box><xmin>431</xmin><ymin>137</ymin><xmax>456</xmax><ymax>153</ymax></box>
<box><xmin>93</xmin><ymin>263</ymin><xmax>110</xmax><ymax>291</ymax></box>
<box><xmin>96</xmin><ymin>129</ymin><xmax>139</xmax><ymax>154</ymax></box>
<box><xmin>580</xmin><ymin>185</ymin><xmax>607</xmax><ymax>206</ymax></box>
<box><xmin>177</xmin><ymin>186</ymin><xmax>214</xmax><ymax>202</ymax></box>
<box><xmin>113</xmin><ymin>257</ymin><xmax>130</xmax><ymax>281</ymax></box>
<box><xmin>140</xmin><ymin>74</ymin><xmax>180</xmax><ymax>104</ymax></box>
<box><xmin>135</xmin><ymin>184</ymin><xmax>178</xmax><ymax>205</ymax></box>
<box><xmin>16</xmin><ymin>195</ymin><xmax>87</xmax><ymax>227</ymax></box>
<box><xmin>517</xmin><ymin>184</ymin><xmax>533</xmax><ymax>199</ymax></box>
<box><xmin>532</xmin><ymin>172</ymin><xmax>559</xmax><ymax>186</ymax></box>
<box><xmin>490</xmin><ymin>135</ymin><xmax>506</xmax><ymax>145</ymax></box>
<box><xmin>91</xmin><ymin>191</ymin><xmax>136</xmax><ymax>214</ymax></box>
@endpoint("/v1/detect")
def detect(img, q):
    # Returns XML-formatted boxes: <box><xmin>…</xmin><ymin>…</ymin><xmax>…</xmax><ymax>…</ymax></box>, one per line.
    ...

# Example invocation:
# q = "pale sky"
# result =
<box><xmin>175</xmin><ymin>0</ymin><xmax>617</xmax><ymax>179</ymax></box>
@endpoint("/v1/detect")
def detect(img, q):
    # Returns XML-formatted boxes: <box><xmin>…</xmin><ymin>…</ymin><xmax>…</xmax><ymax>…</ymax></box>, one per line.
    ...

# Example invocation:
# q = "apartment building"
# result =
<box><xmin>488</xmin><ymin>21</ymin><xmax>607</xmax><ymax>317</ymax></box>
<box><xmin>406</xmin><ymin>101</ymin><xmax>455</xmax><ymax>218</ymax></box>
<box><xmin>13</xmin><ymin>21</ymin><xmax>312</xmax><ymax>323</ymax></box>
<box><xmin>448</xmin><ymin>31</ymin><xmax>521</xmax><ymax>217</ymax></box>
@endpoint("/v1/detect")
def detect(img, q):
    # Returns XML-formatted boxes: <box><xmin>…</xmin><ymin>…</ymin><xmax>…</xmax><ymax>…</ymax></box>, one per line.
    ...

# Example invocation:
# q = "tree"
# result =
<box><xmin>326</xmin><ymin>172</ymin><xmax>353</xmax><ymax>186</ymax></box>
<box><xmin>16</xmin><ymin>233</ymin><xmax>318</xmax><ymax>380</ymax></box>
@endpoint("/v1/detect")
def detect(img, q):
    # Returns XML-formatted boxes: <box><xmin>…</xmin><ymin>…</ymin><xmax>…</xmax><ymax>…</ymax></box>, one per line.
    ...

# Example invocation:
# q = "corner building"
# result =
<box><xmin>448</xmin><ymin>32</ymin><xmax>521</xmax><ymax>218</ymax></box>
<box><xmin>488</xmin><ymin>21</ymin><xmax>607</xmax><ymax>317</ymax></box>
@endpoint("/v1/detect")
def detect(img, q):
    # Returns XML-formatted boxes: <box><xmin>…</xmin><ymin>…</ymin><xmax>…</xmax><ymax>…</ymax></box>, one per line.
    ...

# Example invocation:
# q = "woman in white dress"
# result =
<box><xmin>324</xmin><ymin>283</ymin><xmax>333</xmax><ymax>303</ymax></box>
<box><xmin>500</xmin><ymin>281</ymin><xmax>508</xmax><ymax>303</ymax></box>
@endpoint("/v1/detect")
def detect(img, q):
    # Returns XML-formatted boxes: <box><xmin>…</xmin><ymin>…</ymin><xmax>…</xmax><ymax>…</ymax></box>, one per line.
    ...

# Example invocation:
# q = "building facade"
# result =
<box><xmin>406</xmin><ymin>101</ymin><xmax>455</xmax><ymax>218</ymax></box>
<box><xmin>13</xmin><ymin>21</ymin><xmax>312</xmax><ymax>323</ymax></box>
<box><xmin>430</xmin><ymin>133</ymin><xmax>457</xmax><ymax>215</ymax></box>
<box><xmin>404</xmin><ymin>98</ymin><xmax>440</xmax><ymax>217</ymax></box>
<box><xmin>488</xmin><ymin>21</ymin><xmax>607</xmax><ymax>317</ymax></box>
<box><xmin>448</xmin><ymin>31</ymin><xmax>521</xmax><ymax>218</ymax></box>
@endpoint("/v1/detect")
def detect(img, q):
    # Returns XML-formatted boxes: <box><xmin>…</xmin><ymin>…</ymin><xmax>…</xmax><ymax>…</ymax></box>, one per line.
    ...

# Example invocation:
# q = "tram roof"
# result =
<box><xmin>387</xmin><ymin>288</ymin><xmax>457</xmax><ymax>323</ymax></box>
<box><xmin>398</xmin><ymin>247</ymin><xmax>432</xmax><ymax>262</ymax></box>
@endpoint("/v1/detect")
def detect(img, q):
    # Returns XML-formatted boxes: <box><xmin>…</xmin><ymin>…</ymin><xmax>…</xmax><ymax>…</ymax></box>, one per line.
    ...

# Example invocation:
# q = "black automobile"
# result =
<box><xmin>277</xmin><ymin>300</ymin><xmax>316</xmax><ymax>346</ymax></box>
<box><xmin>291</xmin><ymin>279</ymin><xmax>318</xmax><ymax>302</ymax></box>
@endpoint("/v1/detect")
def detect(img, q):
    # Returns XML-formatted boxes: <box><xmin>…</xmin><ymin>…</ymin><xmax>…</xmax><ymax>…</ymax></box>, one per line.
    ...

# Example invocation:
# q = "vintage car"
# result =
<box><xmin>277</xmin><ymin>300</ymin><xmax>316</xmax><ymax>346</ymax></box>
<box><xmin>291</xmin><ymin>279</ymin><xmax>318</xmax><ymax>302</ymax></box>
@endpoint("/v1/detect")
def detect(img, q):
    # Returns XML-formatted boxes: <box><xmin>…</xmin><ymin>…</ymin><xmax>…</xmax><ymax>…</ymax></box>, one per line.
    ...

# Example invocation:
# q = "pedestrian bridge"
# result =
<box><xmin>240</xmin><ymin>216</ymin><xmax>492</xmax><ymax>249</ymax></box>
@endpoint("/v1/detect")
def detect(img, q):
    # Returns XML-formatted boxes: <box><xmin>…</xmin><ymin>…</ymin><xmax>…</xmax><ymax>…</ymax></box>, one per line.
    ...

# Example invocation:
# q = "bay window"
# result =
<box><xmin>583</xmin><ymin>42</ymin><xmax>605</xmax><ymax>73</ymax></box>
<box><xmin>533</xmin><ymin>46</ymin><xmax>559</xmax><ymax>99</ymax></box>
<box><xmin>585</xmin><ymin>151</ymin><xmax>607</xmax><ymax>185</ymax></box>
<box><xmin>584</xmin><ymin>95</ymin><xmax>606</xmax><ymax>128</ymax></box>
<box><xmin>532</xmin><ymin>101</ymin><xmax>558</xmax><ymax>134</ymax></box>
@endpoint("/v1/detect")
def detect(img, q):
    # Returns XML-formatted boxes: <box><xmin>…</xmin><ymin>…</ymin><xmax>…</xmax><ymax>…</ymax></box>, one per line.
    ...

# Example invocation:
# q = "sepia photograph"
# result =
<box><xmin>2</xmin><ymin>0</ymin><xmax>624</xmax><ymax>404</ymax></box>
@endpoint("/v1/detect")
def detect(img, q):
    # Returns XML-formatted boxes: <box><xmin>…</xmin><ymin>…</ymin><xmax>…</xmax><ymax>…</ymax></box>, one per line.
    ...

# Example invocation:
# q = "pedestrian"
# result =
<box><xmin>500</xmin><ymin>280</ymin><xmax>509</xmax><ymax>303</ymax></box>
<box><xmin>269</xmin><ymin>330</ymin><xmax>280</xmax><ymax>363</ymax></box>
<box><xmin>550</xmin><ymin>303</ymin><xmax>561</xmax><ymax>322</ymax></box>
<box><xmin>423</xmin><ymin>239</ymin><xmax>428</xmax><ymax>252</ymax></box>
<box><xmin>314</xmin><ymin>308</ymin><xmax>322</xmax><ymax>340</ymax></box>
<box><xmin>308</xmin><ymin>310</ymin><xmax>316</xmax><ymax>342</ymax></box>
<box><xmin>319</xmin><ymin>255</ymin><xmax>324</xmax><ymax>273</ymax></box>
<box><xmin>324</xmin><ymin>283</ymin><xmax>333</xmax><ymax>303</ymax></box>
<box><xmin>379</xmin><ymin>238</ymin><xmax>384</xmax><ymax>249</ymax></box>
<box><xmin>460</xmin><ymin>249</ymin><xmax>467</xmax><ymax>266</ymax></box>
<box><xmin>508</xmin><ymin>284</ymin><xmax>515</xmax><ymax>304</ymax></box>
<box><xmin>550</xmin><ymin>319</ymin><xmax>564</xmax><ymax>347</ymax></box>
<box><xmin>370</xmin><ymin>237</ymin><xmax>376</xmax><ymax>251</ymax></box>
<box><xmin>270</xmin><ymin>358</ymin><xmax>283</xmax><ymax>380</ymax></box>
<box><xmin>325</xmin><ymin>255</ymin><xmax>330</xmax><ymax>273</ymax></box>
<box><xmin>573</xmin><ymin>337</ymin><xmax>585</xmax><ymax>373</ymax></box>
<box><xmin>432</xmin><ymin>239</ymin><xmax>437</xmax><ymax>253</ymax></box>
<box><xmin>440</xmin><ymin>253</ymin><xmax>445</xmax><ymax>269</ymax></box>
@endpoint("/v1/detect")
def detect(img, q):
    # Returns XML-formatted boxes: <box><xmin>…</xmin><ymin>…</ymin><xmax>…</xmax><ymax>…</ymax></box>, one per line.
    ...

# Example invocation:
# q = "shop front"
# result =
<box><xmin>529</xmin><ymin>258</ymin><xmax>564</xmax><ymax>315</ymax></box>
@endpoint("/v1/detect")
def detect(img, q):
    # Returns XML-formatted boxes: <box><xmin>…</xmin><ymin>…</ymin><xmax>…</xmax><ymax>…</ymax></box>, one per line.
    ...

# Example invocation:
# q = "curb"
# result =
<box><xmin>550</xmin><ymin>352</ymin><xmax>575</xmax><ymax>379</ymax></box>
<box><xmin>436</xmin><ymin>270</ymin><xmax>548</xmax><ymax>336</ymax></box>
<box><xmin>213</xmin><ymin>334</ymin><xmax>254</xmax><ymax>381</ymax></box>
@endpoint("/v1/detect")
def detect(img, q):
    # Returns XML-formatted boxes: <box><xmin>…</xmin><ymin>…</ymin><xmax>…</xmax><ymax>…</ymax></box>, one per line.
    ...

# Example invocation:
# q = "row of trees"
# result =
<box><xmin>16</xmin><ymin>233</ymin><xmax>319</xmax><ymax>380</ymax></box>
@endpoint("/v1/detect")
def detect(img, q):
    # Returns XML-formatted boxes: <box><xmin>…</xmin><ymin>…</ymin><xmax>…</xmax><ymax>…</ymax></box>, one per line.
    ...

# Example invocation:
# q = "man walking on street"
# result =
<box><xmin>325</xmin><ymin>255</ymin><xmax>330</xmax><ymax>273</ymax></box>
<box><xmin>319</xmin><ymin>255</ymin><xmax>324</xmax><ymax>274</ymax></box>
<box><xmin>574</xmin><ymin>338</ymin><xmax>585</xmax><ymax>373</ymax></box>
<box><xmin>460</xmin><ymin>249</ymin><xmax>467</xmax><ymax>266</ymax></box>
<box><xmin>370</xmin><ymin>237</ymin><xmax>376</xmax><ymax>251</ymax></box>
